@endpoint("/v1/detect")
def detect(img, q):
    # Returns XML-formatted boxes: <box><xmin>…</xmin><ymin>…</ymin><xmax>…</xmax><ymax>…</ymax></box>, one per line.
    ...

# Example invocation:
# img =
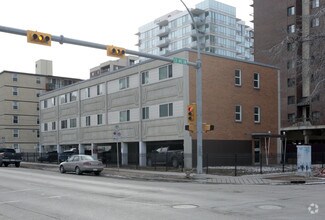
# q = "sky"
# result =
<box><xmin>0</xmin><ymin>0</ymin><xmax>253</xmax><ymax>80</ymax></box>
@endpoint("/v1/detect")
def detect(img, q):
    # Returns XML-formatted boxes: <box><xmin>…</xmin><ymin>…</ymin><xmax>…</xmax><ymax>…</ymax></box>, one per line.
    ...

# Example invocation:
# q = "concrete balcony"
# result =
<box><xmin>157</xmin><ymin>38</ymin><xmax>170</xmax><ymax>48</ymax></box>
<box><xmin>157</xmin><ymin>27</ymin><xmax>170</xmax><ymax>37</ymax></box>
<box><xmin>191</xmin><ymin>41</ymin><xmax>205</xmax><ymax>50</ymax></box>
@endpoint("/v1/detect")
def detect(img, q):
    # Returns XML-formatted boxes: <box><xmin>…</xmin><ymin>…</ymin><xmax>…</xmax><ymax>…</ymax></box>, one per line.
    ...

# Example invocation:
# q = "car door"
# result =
<box><xmin>65</xmin><ymin>155</ymin><xmax>76</xmax><ymax>172</ymax></box>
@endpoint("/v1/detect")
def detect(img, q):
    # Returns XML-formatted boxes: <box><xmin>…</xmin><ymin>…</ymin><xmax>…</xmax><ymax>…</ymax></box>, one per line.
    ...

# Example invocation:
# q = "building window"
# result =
<box><xmin>235</xmin><ymin>69</ymin><xmax>241</xmax><ymax>86</ymax></box>
<box><xmin>12</xmin><ymin>101</ymin><xmax>18</xmax><ymax>110</ymax></box>
<box><xmin>60</xmin><ymin>94</ymin><xmax>68</xmax><ymax>104</ymax></box>
<box><xmin>141</xmin><ymin>71</ymin><xmax>149</xmax><ymax>85</ymax></box>
<box><xmin>61</xmin><ymin>120</ymin><xmax>68</xmax><ymax>129</ymax></box>
<box><xmin>86</xmin><ymin>87</ymin><xmax>91</xmax><ymax>98</ymax></box>
<box><xmin>12</xmin><ymin>87</ymin><xmax>18</xmax><ymax>96</ymax></box>
<box><xmin>37</xmin><ymin>130</ymin><xmax>40</xmax><ymax>138</ymax></box>
<box><xmin>12</xmin><ymin>73</ymin><xmax>18</xmax><ymax>82</ymax></box>
<box><xmin>253</xmin><ymin>73</ymin><xmax>260</xmax><ymax>89</ymax></box>
<box><xmin>86</xmin><ymin>116</ymin><xmax>91</xmax><ymax>126</ymax></box>
<box><xmin>254</xmin><ymin>107</ymin><xmax>261</xmax><ymax>123</ymax></box>
<box><xmin>159</xmin><ymin>65</ymin><xmax>173</xmax><ymax>80</ymax></box>
<box><xmin>43</xmin><ymin>100</ymin><xmax>48</xmax><ymax>108</ymax></box>
<box><xmin>97</xmin><ymin>84</ymin><xmax>103</xmax><ymax>95</ymax></box>
<box><xmin>120</xmin><ymin>110</ymin><xmax>130</xmax><ymax>122</ymax></box>
<box><xmin>13</xmin><ymin>115</ymin><xmax>18</xmax><ymax>124</ymax></box>
<box><xmin>287</xmin><ymin>6</ymin><xmax>295</xmax><ymax>16</ymax></box>
<box><xmin>287</xmin><ymin>78</ymin><xmax>296</xmax><ymax>87</ymax></box>
<box><xmin>142</xmin><ymin>107</ymin><xmax>149</xmax><ymax>119</ymax></box>
<box><xmin>287</xmin><ymin>43</ymin><xmax>295</xmax><ymax>52</ymax></box>
<box><xmin>311</xmin><ymin>111</ymin><xmax>320</xmax><ymax>121</ymax></box>
<box><xmin>70</xmin><ymin>118</ymin><xmax>77</xmax><ymax>128</ymax></box>
<box><xmin>312</xmin><ymin>0</ymin><xmax>319</xmax><ymax>8</ymax></box>
<box><xmin>119</xmin><ymin>77</ymin><xmax>130</xmax><ymax>90</ymax></box>
<box><xmin>287</xmin><ymin>60</ymin><xmax>295</xmax><ymax>69</ymax></box>
<box><xmin>159</xmin><ymin>103</ymin><xmax>173</xmax><ymax>117</ymax></box>
<box><xmin>37</xmin><ymin>103</ymin><xmax>39</xmax><ymax>111</ymax></box>
<box><xmin>13</xmin><ymin>129</ymin><xmax>19</xmax><ymax>138</ymax></box>
<box><xmin>287</xmin><ymin>24</ymin><xmax>295</xmax><ymax>33</ymax></box>
<box><xmin>288</xmin><ymin>113</ymin><xmax>296</xmax><ymax>122</ymax></box>
<box><xmin>36</xmin><ymin>77</ymin><xmax>41</xmax><ymax>84</ymax></box>
<box><xmin>51</xmin><ymin>97</ymin><xmax>56</xmax><ymax>106</ymax></box>
<box><xmin>52</xmin><ymin>121</ymin><xmax>56</xmax><ymax>130</ymax></box>
<box><xmin>37</xmin><ymin>118</ymin><xmax>39</xmax><ymax>124</ymax></box>
<box><xmin>97</xmin><ymin>114</ymin><xmax>103</xmax><ymax>125</ymax></box>
<box><xmin>288</xmin><ymin>96</ymin><xmax>295</xmax><ymax>105</ymax></box>
<box><xmin>235</xmin><ymin>105</ymin><xmax>242</xmax><ymax>122</ymax></box>
<box><xmin>44</xmin><ymin>123</ymin><xmax>48</xmax><ymax>131</ymax></box>
<box><xmin>70</xmin><ymin>91</ymin><xmax>78</xmax><ymax>102</ymax></box>
<box><xmin>311</xmin><ymin>18</ymin><xmax>320</xmax><ymax>27</ymax></box>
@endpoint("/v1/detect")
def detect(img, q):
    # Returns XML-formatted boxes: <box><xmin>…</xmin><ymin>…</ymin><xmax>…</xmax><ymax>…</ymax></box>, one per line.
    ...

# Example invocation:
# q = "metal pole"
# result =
<box><xmin>116</xmin><ymin>140</ymin><xmax>119</xmax><ymax>171</ymax></box>
<box><xmin>180</xmin><ymin>0</ymin><xmax>203</xmax><ymax>174</ymax></box>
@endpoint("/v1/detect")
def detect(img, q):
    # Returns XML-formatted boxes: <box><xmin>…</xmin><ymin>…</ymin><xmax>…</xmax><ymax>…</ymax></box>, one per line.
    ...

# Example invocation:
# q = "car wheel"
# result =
<box><xmin>4</xmin><ymin>162</ymin><xmax>9</xmax><ymax>167</ymax></box>
<box><xmin>147</xmin><ymin>158</ymin><xmax>152</xmax><ymax>167</ymax></box>
<box><xmin>15</xmin><ymin>162</ymin><xmax>20</xmax><ymax>167</ymax></box>
<box><xmin>94</xmin><ymin>171</ymin><xmax>101</xmax><ymax>176</ymax></box>
<box><xmin>172</xmin><ymin>158</ymin><xmax>179</xmax><ymax>168</ymax></box>
<box><xmin>59</xmin><ymin>165</ymin><xmax>66</xmax><ymax>173</ymax></box>
<box><xmin>75</xmin><ymin>166</ymin><xmax>82</xmax><ymax>175</ymax></box>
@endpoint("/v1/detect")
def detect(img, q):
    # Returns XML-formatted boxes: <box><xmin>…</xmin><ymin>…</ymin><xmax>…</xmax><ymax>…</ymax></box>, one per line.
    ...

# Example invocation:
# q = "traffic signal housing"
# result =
<box><xmin>27</xmin><ymin>30</ymin><xmax>51</xmax><ymax>46</ymax></box>
<box><xmin>107</xmin><ymin>45</ymin><xmax>126</xmax><ymax>58</ymax></box>
<box><xmin>203</xmin><ymin>123</ymin><xmax>214</xmax><ymax>133</ymax></box>
<box><xmin>187</xmin><ymin>103</ymin><xmax>197</xmax><ymax>124</ymax></box>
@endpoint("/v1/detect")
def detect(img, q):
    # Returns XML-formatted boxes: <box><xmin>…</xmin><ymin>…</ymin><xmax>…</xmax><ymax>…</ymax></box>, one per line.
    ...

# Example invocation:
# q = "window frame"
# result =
<box><xmin>287</xmin><ymin>6</ymin><xmax>295</xmax><ymax>16</ymax></box>
<box><xmin>119</xmin><ymin>77</ymin><xmax>130</xmax><ymax>90</ymax></box>
<box><xmin>235</xmin><ymin>105</ymin><xmax>242</xmax><ymax>122</ymax></box>
<box><xmin>13</xmin><ymin>129</ymin><xmax>19</xmax><ymax>138</ymax></box>
<box><xmin>235</xmin><ymin>69</ymin><xmax>242</xmax><ymax>86</ymax></box>
<box><xmin>159</xmin><ymin>103</ymin><xmax>173</xmax><ymax>118</ymax></box>
<box><xmin>254</xmin><ymin>106</ymin><xmax>261</xmax><ymax>123</ymax></box>
<box><xmin>159</xmin><ymin>65</ymin><xmax>173</xmax><ymax>80</ymax></box>
<box><xmin>97</xmin><ymin>114</ymin><xmax>103</xmax><ymax>125</ymax></box>
<box><xmin>61</xmin><ymin>120</ymin><xmax>68</xmax><ymax>129</ymax></box>
<box><xmin>13</xmin><ymin>115</ymin><xmax>19</xmax><ymax>124</ymax></box>
<box><xmin>253</xmin><ymin>73</ymin><xmax>260</xmax><ymax>89</ymax></box>
<box><xmin>12</xmin><ymin>87</ymin><xmax>18</xmax><ymax>96</ymax></box>
<box><xmin>120</xmin><ymin>110</ymin><xmax>130</xmax><ymax>122</ymax></box>
<box><xmin>141</xmin><ymin>71</ymin><xmax>149</xmax><ymax>85</ymax></box>
<box><xmin>12</xmin><ymin>73</ymin><xmax>18</xmax><ymax>82</ymax></box>
<box><xmin>12</xmin><ymin>101</ymin><xmax>18</xmax><ymax>110</ymax></box>
<box><xmin>142</xmin><ymin>107</ymin><xmax>149</xmax><ymax>120</ymax></box>
<box><xmin>85</xmin><ymin>116</ymin><xmax>91</xmax><ymax>126</ymax></box>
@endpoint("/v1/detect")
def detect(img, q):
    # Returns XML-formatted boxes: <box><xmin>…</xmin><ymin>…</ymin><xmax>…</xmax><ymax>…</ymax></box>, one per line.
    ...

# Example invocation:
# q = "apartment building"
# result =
<box><xmin>137</xmin><ymin>0</ymin><xmax>253</xmax><ymax>61</ymax></box>
<box><xmin>0</xmin><ymin>60</ymin><xmax>82</xmax><ymax>152</ymax></box>
<box><xmin>39</xmin><ymin>49</ymin><xmax>279</xmax><ymax>168</ymax></box>
<box><xmin>253</xmin><ymin>0</ymin><xmax>325</xmax><ymax>151</ymax></box>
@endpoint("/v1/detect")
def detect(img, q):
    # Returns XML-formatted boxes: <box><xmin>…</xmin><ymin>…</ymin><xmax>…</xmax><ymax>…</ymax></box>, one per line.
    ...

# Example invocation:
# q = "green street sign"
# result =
<box><xmin>173</xmin><ymin>57</ymin><xmax>188</xmax><ymax>65</ymax></box>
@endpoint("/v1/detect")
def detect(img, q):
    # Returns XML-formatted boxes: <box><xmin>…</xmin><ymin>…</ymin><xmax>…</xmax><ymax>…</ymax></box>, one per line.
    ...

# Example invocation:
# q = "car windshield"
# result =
<box><xmin>81</xmin><ymin>155</ymin><xmax>94</xmax><ymax>161</ymax></box>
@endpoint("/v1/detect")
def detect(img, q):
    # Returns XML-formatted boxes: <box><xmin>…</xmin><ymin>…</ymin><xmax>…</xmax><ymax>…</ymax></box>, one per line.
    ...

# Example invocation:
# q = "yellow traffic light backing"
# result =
<box><xmin>107</xmin><ymin>45</ymin><xmax>126</xmax><ymax>58</ymax></box>
<box><xmin>27</xmin><ymin>30</ymin><xmax>51</xmax><ymax>46</ymax></box>
<box><xmin>187</xmin><ymin>103</ymin><xmax>197</xmax><ymax>124</ymax></box>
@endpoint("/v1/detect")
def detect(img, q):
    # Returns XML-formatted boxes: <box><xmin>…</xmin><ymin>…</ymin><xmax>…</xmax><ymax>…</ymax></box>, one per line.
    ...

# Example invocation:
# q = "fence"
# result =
<box><xmin>20</xmin><ymin>151</ymin><xmax>325</xmax><ymax>176</ymax></box>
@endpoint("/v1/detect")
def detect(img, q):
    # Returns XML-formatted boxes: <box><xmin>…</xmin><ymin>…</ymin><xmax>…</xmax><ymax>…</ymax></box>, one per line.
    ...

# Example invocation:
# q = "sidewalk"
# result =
<box><xmin>20</xmin><ymin>162</ymin><xmax>325</xmax><ymax>185</ymax></box>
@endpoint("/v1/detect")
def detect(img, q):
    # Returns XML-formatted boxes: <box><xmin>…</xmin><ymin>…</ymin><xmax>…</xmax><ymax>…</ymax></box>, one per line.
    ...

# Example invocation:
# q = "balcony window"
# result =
<box><xmin>312</xmin><ymin>0</ymin><xmax>319</xmax><ymax>8</ymax></box>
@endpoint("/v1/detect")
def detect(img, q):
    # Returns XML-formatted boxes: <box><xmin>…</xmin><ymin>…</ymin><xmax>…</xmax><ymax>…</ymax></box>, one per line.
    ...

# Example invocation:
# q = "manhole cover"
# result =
<box><xmin>172</xmin><ymin>204</ymin><xmax>198</xmax><ymax>209</ymax></box>
<box><xmin>257</xmin><ymin>205</ymin><xmax>283</xmax><ymax>210</ymax></box>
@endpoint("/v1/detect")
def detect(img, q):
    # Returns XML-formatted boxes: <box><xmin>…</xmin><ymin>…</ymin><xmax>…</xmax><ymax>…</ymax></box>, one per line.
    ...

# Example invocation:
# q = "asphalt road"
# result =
<box><xmin>0</xmin><ymin>167</ymin><xmax>324</xmax><ymax>220</ymax></box>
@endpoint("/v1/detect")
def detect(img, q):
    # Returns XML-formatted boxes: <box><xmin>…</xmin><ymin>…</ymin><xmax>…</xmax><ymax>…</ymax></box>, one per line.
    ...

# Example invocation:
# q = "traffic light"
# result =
<box><xmin>27</xmin><ymin>30</ymin><xmax>51</xmax><ymax>46</ymax></box>
<box><xmin>187</xmin><ymin>103</ymin><xmax>197</xmax><ymax>124</ymax></box>
<box><xmin>107</xmin><ymin>45</ymin><xmax>126</xmax><ymax>58</ymax></box>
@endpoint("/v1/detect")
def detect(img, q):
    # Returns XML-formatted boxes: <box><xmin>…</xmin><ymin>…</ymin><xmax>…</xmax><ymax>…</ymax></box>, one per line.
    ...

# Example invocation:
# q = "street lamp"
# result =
<box><xmin>180</xmin><ymin>0</ymin><xmax>204</xmax><ymax>174</ymax></box>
